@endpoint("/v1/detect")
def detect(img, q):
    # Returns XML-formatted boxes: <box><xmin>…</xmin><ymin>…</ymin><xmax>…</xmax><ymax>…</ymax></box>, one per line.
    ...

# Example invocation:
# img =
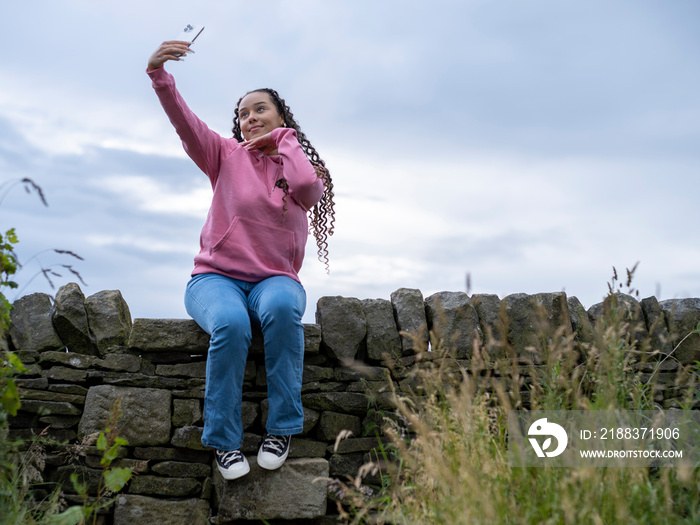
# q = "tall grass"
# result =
<box><xmin>337</xmin><ymin>271</ymin><xmax>700</xmax><ymax>524</ymax></box>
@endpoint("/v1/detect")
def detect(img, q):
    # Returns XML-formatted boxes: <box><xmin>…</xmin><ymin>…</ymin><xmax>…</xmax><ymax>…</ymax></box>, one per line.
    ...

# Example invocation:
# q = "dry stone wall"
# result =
<box><xmin>6</xmin><ymin>282</ymin><xmax>700</xmax><ymax>524</ymax></box>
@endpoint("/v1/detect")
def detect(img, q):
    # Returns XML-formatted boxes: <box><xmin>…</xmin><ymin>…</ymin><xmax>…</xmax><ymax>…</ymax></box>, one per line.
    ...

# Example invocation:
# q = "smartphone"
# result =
<box><xmin>176</xmin><ymin>23</ymin><xmax>205</xmax><ymax>44</ymax></box>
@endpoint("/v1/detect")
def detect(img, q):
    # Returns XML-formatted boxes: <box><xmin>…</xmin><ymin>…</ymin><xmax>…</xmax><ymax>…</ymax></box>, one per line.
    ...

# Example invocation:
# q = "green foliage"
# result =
<box><xmin>55</xmin><ymin>400</ymin><xmax>134</xmax><ymax>525</ymax></box>
<box><xmin>0</xmin><ymin>227</ymin><xmax>20</xmax><ymax>332</ymax></box>
<box><xmin>335</xmin><ymin>266</ymin><xmax>700</xmax><ymax>525</ymax></box>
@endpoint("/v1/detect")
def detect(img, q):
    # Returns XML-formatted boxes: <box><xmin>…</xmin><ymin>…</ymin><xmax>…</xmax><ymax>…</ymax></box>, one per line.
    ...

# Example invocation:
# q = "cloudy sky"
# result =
<box><xmin>2</xmin><ymin>0</ymin><xmax>699</xmax><ymax>323</ymax></box>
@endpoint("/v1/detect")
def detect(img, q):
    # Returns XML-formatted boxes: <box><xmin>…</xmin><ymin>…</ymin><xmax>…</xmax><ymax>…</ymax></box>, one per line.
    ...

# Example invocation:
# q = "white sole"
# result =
<box><xmin>217</xmin><ymin>458</ymin><xmax>250</xmax><ymax>480</ymax></box>
<box><xmin>257</xmin><ymin>451</ymin><xmax>288</xmax><ymax>470</ymax></box>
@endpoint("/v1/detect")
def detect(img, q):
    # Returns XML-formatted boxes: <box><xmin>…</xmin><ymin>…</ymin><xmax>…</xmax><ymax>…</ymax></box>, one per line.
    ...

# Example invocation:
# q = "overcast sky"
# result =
<box><xmin>2</xmin><ymin>0</ymin><xmax>699</xmax><ymax>323</ymax></box>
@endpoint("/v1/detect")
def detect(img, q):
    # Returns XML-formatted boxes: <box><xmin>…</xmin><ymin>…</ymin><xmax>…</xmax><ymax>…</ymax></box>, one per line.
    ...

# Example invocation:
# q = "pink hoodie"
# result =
<box><xmin>147</xmin><ymin>67</ymin><xmax>324</xmax><ymax>283</ymax></box>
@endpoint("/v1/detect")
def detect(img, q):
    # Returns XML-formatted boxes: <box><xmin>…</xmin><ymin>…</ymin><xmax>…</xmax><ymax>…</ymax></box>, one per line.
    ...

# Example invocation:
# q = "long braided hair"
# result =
<box><xmin>232</xmin><ymin>88</ymin><xmax>335</xmax><ymax>272</ymax></box>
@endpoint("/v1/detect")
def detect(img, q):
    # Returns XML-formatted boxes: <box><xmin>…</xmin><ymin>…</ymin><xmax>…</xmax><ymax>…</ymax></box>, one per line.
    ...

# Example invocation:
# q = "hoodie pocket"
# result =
<box><xmin>211</xmin><ymin>216</ymin><xmax>295</xmax><ymax>274</ymax></box>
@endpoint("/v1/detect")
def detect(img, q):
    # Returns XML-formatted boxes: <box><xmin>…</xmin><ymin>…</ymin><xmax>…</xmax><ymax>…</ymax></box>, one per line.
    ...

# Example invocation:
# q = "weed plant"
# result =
<box><xmin>336</xmin><ymin>269</ymin><xmax>700</xmax><ymax>524</ymax></box>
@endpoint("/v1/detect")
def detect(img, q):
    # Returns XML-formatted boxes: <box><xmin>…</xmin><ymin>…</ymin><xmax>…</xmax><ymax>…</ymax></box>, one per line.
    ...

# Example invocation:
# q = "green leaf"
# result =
<box><xmin>69</xmin><ymin>472</ymin><xmax>87</xmax><ymax>495</ymax></box>
<box><xmin>1</xmin><ymin>379</ymin><xmax>21</xmax><ymax>416</ymax></box>
<box><xmin>103</xmin><ymin>467</ymin><xmax>133</xmax><ymax>493</ymax></box>
<box><xmin>96</xmin><ymin>432</ymin><xmax>107</xmax><ymax>451</ymax></box>
<box><xmin>101</xmin><ymin>443</ymin><xmax>121</xmax><ymax>467</ymax></box>
<box><xmin>6</xmin><ymin>352</ymin><xmax>26</xmax><ymax>374</ymax></box>
<box><xmin>46</xmin><ymin>506</ymin><xmax>84</xmax><ymax>525</ymax></box>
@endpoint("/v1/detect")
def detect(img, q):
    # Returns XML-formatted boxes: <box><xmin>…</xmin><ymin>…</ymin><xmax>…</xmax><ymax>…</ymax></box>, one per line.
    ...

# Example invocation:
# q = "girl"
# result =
<box><xmin>147</xmin><ymin>40</ymin><xmax>335</xmax><ymax>480</ymax></box>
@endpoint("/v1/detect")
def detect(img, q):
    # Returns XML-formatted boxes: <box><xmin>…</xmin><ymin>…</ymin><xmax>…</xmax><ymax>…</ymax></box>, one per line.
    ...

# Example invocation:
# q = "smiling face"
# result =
<box><xmin>238</xmin><ymin>91</ymin><xmax>286</xmax><ymax>141</ymax></box>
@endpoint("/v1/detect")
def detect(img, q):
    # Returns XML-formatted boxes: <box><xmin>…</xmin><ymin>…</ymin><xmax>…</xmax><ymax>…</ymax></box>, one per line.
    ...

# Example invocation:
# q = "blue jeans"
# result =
<box><xmin>184</xmin><ymin>273</ymin><xmax>306</xmax><ymax>450</ymax></box>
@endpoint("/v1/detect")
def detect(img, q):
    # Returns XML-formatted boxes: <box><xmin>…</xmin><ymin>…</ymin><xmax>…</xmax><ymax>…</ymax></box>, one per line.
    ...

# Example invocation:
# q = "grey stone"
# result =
<box><xmin>425</xmin><ymin>291</ymin><xmax>481</xmax><ymax>359</ymax></box>
<box><xmin>38</xmin><ymin>415</ymin><xmax>81</xmax><ymax>429</ymax></box>
<box><xmin>362</xmin><ymin>298</ymin><xmax>402</xmax><ymax>362</ymax></box>
<box><xmin>19</xmin><ymin>400</ymin><xmax>81</xmax><ymax>416</ymax></box>
<box><xmin>328</xmin><ymin>437</ymin><xmax>383</xmax><ymax>454</ymax></box>
<box><xmin>51</xmin><ymin>282</ymin><xmax>96</xmax><ymax>355</ymax></box>
<box><xmin>95</xmin><ymin>353</ymin><xmax>142</xmax><ymax>372</ymax></box>
<box><xmin>304</xmin><ymin>323</ymin><xmax>322</xmax><ymax>354</ymax></box>
<box><xmin>128</xmin><ymin>475</ymin><xmax>202</xmax><ymax>497</ymax></box>
<box><xmin>150</xmin><ymin>461</ymin><xmax>211</xmax><ymax>478</ymax></box>
<box><xmin>171</xmin><ymin>426</ymin><xmax>207</xmax><ymax>450</ymax></box>
<box><xmin>15</xmin><ymin>377</ymin><xmax>49</xmax><ymax>389</ymax></box>
<box><xmin>329</xmin><ymin>452</ymin><xmax>366</xmax><ymax>478</ymax></box>
<box><xmin>213</xmin><ymin>458</ymin><xmax>328</xmax><ymax>521</ymax></box>
<box><xmin>289</xmin><ymin>438</ymin><xmax>328</xmax><ymax>458</ymax></box>
<box><xmin>641</xmin><ymin>296</ymin><xmax>673</xmax><ymax>357</ymax></box>
<box><xmin>316</xmin><ymin>411</ymin><xmax>361</xmax><ymax>441</ymax></box>
<box><xmin>471</xmin><ymin>293</ymin><xmax>503</xmax><ymax>350</ymax></box>
<box><xmin>502</xmin><ymin>292</ymin><xmax>571</xmax><ymax>363</ymax></box>
<box><xmin>78</xmin><ymin>385</ymin><xmax>171</xmax><ymax>446</ymax></box>
<box><xmin>173</xmin><ymin>399</ymin><xmax>203</xmax><ymax>427</ymax></box>
<box><xmin>301</xmin><ymin>392</ymin><xmax>369</xmax><ymax>416</ymax></box>
<box><xmin>20</xmin><ymin>388</ymin><xmax>85</xmax><ymax>404</ymax></box>
<box><xmin>241</xmin><ymin>401</ymin><xmax>259</xmax><ymax>430</ymax></box>
<box><xmin>129</xmin><ymin>318</ymin><xmax>209</xmax><ymax>353</ymax></box>
<box><xmin>48</xmin><ymin>384</ymin><xmax>88</xmax><ymax>395</ymax></box>
<box><xmin>84</xmin><ymin>290</ymin><xmax>132</xmax><ymax>356</ymax></box>
<box><xmin>39</xmin><ymin>351</ymin><xmax>96</xmax><ymax>369</ymax></box>
<box><xmin>303</xmin><ymin>364</ymin><xmax>334</xmax><ymax>383</ymax></box>
<box><xmin>133</xmin><ymin>447</ymin><xmax>211</xmax><ymax>464</ymax></box>
<box><xmin>333</xmin><ymin>364</ymin><xmax>387</xmax><ymax>382</ymax></box>
<box><xmin>659</xmin><ymin>298</ymin><xmax>700</xmax><ymax>365</ymax></box>
<box><xmin>316</xmin><ymin>296</ymin><xmax>366</xmax><ymax>361</ymax></box>
<box><xmin>42</xmin><ymin>366</ymin><xmax>87</xmax><ymax>383</ymax></box>
<box><xmin>567</xmin><ymin>296</ymin><xmax>594</xmax><ymax>343</ymax></box>
<box><xmin>156</xmin><ymin>361</ymin><xmax>207</xmax><ymax>378</ymax></box>
<box><xmin>114</xmin><ymin>495</ymin><xmax>210</xmax><ymax>525</ymax></box>
<box><xmin>9</xmin><ymin>293</ymin><xmax>63</xmax><ymax>353</ymax></box>
<box><xmin>390</xmin><ymin>288</ymin><xmax>427</xmax><ymax>355</ymax></box>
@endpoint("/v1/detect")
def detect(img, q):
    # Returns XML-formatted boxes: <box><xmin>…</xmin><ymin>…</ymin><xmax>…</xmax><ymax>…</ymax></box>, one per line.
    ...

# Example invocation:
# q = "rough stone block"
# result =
<box><xmin>362</xmin><ymin>298</ymin><xmax>402</xmax><ymax>362</ymax></box>
<box><xmin>316</xmin><ymin>411</ymin><xmax>361</xmax><ymax>441</ymax></box>
<box><xmin>567</xmin><ymin>296</ymin><xmax>594</xmax><ymax>344</ymax></box>
<box><xmin>502</xmin><ymin>292</ymin><xmax>571</xmax><ymax>362</ymax></box>
<box><xmin>173</xmin><ymin>399</ymin><xmax>203</xmax><ymax>427</ymax></box>
<box><xmin>129</xmin><ymin>318</ymin><xmax>209</xmax><ymax>354</ymax></box>
<box><xmin>304</xmin><ymin>323</ymin><xmax>322</xmax><ymax>354</ymax></box>
<box><xmin>213</xmin><ymin>458</ymin><xmax>328</xmax><ymax>521</ymax></box>
<box><xmin>171</xmin><ymin>426</ymin><xmax>207</xmax><ymax>450</ymax></box>
<box><xmin>95</xmin><ymin>353</ymin><xmax>142</xmax><ymax>372</ymax></box>
<box><xmin>84</xmin><ymin>290</ymin><xmax>132</xmax><ymax>356</ymax></box>
<box><xmin>472</xmin><ymin>293</ymin><xmax>505</xmax><ymax>358</ymax></box>
<box><xmin>301</xmin><ymin>392</ymin><xmax>369</xmax><ymax>416</ymax></box>
<box><xmin>40</xmin><ymin>351</ymin><xmax>96</xmax><ymax>369</ymax></box>
<box><xmin>114</xmin><ymin>495</ymin><xmax>210</xmax><ymax>525</ymax></box>
<box><xmin>425</xmin><ymin>291</ymin><xmax>481</xmax><ymax>359</ymax></box>
<box><xmin>78</xmin><ymin>385</ymin><xmax>171</xmax><ymax>446</ymax></box>
<box><xmin>156</xmin><ymin>361</ymin><xmax>207</xmax><ymax>378</ymax></box>
<box><xmin>150</xmin><ymin>461</ymin><xmax>211</xmax><ymax>478</ymax></box>
<box><xmin>51</xmin><ymin>282</ymin><xmax>96</xmax><ymax>355</ymax></box>
<box><xmin>316</xmin><ymin>296</ymin><xmax>366</xmax><ymax>361</ymax></box>
<box><xmin>641</xmin><ymin>296</ymin><xmax>673</xmax><ymax>357</ymax></box>
<box><xmin>9</xmin><ymin>293</ymin><xmax>63</xmax><ymax>353</ymax></box>
<box><xmin>659</xmin><ymin>298</ymin><xmax>700</xmax><ymax>364</ymax></box>
<box><xmin>390</xmin><ymin>288</ymin><xmax>427</xmax><ymax>355</ymax></box>
<box><xmin>128</xmin><ymin>475</ymin><xmax>202</xmax><ymax>497</ymax></box>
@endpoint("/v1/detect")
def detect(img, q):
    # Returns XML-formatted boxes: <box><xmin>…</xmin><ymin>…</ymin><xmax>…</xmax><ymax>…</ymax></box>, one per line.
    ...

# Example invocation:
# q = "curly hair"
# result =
<box><xmin>232</xmin><ymin>88</ymin><xmax>336</xmax><ymax>272</ymax></box>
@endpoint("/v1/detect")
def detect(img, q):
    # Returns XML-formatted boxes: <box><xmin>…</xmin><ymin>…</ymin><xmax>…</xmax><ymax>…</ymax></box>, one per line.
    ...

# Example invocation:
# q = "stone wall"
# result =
<box><xmin>6</xmin><ymin>283</ymin><xmax>700</xmax><ymax>524</ymax></box>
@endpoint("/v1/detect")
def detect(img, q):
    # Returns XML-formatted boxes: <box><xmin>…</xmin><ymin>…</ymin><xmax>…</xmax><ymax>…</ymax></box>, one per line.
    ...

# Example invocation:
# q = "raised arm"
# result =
<box><xmin>146</xmin><ymin>41</ymin><xmax>223</xmax><ymax>179</ymax></box>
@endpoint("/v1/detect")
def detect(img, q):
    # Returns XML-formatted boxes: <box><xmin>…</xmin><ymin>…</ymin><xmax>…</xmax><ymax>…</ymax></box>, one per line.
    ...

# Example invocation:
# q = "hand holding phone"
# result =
<box><xmin>147</xmin><ymin>25</ymin><xmax>205</xmax><ymax>71</ymax></box>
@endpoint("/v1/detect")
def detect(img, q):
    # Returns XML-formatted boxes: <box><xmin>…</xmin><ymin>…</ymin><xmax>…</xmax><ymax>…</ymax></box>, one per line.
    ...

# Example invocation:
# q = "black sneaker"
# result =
<box><xmin>257</xmin><ymin>434</ymin><xmax>291</xmax><ymax>470</ymax></box>
<box><xmin>215</xmin><ymin>449</ymin><xmax>250</xmax><ymax>480</ymax></box>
